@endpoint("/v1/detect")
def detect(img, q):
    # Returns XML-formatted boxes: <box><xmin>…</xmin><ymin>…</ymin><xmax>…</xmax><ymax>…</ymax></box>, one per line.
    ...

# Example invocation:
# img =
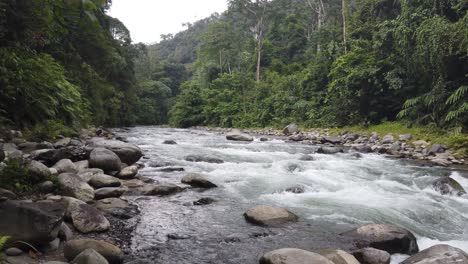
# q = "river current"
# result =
<box><xmin>115</xmin><ymin>127</ymin><xmax>468</xmax><ymax>264</ymax></box>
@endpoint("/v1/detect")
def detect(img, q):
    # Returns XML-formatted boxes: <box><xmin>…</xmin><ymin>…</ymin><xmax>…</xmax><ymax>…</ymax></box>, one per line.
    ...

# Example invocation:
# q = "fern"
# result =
<box><xmin>446</xmin><ymin>85</ymin><xmax>468</xmax><ymax>105</ymax></box>
<box><xmin>0</xmin><ymin>236</ymin><xmax>10</xmax><ymax>250</ymax></box>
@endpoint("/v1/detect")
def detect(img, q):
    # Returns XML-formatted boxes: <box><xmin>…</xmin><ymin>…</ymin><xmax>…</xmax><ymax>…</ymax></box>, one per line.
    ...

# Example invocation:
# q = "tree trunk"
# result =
<box><xmin>342</xmin><ymin>0</ymin><xmax>347</xmax><ymax>54</ymax></box>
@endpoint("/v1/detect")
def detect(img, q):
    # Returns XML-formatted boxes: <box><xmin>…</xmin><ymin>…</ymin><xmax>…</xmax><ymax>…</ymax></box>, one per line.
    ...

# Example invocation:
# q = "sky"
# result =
<box><xmin>108</xmin><ymin>0</ymin><xmax>228</xmax><ymax>44</ymax></box>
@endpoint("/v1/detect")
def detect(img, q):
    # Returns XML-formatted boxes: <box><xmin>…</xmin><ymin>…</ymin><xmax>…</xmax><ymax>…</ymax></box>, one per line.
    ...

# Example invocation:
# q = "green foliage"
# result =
<box><xmin>0</xmin><ymin>235</ymin><xmax>9</xmax><ymax>259</ymax></box>
<box><xmin>24</xmin><ymin>120</ymin><xmax>76</xmax><ymax>141</ymax></box>
<box><xmin>0</xmin><ymin>159</ymin><xmax>57</xmax><ymax>194</ymax></box>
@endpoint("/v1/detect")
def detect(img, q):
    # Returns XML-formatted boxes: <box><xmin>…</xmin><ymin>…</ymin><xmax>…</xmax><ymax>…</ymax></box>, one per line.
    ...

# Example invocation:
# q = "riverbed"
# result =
<box><xmin>115</xmin><ymin>127</ymin><xmax>468</xmax><ymax>264</ymax></box>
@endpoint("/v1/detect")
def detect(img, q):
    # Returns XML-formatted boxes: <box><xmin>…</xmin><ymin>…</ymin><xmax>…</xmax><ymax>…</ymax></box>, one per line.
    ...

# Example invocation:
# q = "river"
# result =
<box><xmin>115</xmin><ymin>126</ymin><xmax>468</xmax><ymax>264</ymax></box>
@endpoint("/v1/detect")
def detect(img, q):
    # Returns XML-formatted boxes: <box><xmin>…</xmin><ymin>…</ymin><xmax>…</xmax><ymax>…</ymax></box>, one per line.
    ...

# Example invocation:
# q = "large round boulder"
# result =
<box><xmin>244</xmin><ymin>205</ymin><xmax>298</xmax><ymax>226</ymax></box>
<box><xmin>89</xmin><ymin>174</ymin><xmax>121</xmax><ymax>188</ymax></box>
<box><xmin>226</xmin><ymin>130</ymin><xmax>254</xmax><ymax>142</ymax></box>
<box><xmin>58</xmin><ymin>173</ymin><xmax>95</xmax><ymax>202</ymax></box>
<box><xmin>94</xmin><ymin>187</ymin><xmax>126</xmax><ymax>200</ymax></box>
<box><xmin>184</xmin><ymin>154</ymin><xmax>224</xmax><ymax>164</ymax></box>
<box><xmin>70</xmin><ymin>203</ymin><xmax>110</xmax><ymax>233</ymax></box>
<box><xmin>352</xmin><ymin>247</ymin><xmax>391</xmax><ymax>264</ymax></box>
<box><xmin>341</xmin><ymin>224</ymin><xmax>419</xmax><ymax>255</ymax></box>
<box><xmin>64</xmin><ymin>239</ymin><xmax>124</xmax><ymax>264</ymax></box>
<box><xmin>25</xmin><ymin>160</ymin><xmax>51</xmax><ymax>181</ymax></box>
<box><xmin>87</xmin><ymin>139</ymin><xmax>142</xmax><ymax>165</ymax></box>
<box><xmin>89</xmin><ymin>148</ymin><xmax>122</xmax><ymax>172</ymax></box>
<box><xmin>402</xmin><ymin>244</ymin><xmax>468</xmax><ymax>264</ymax></box>
<box><xmin>52</xmin><ymin>159</ymin><xmax>78</xmax><ymax>174</ymax></box>
<box><xmin>432</xmin><ymin>177</ymin><xmax>466</xmax><ymax>196</ymax></box>
<box><xmin>0</xmin><ymin>200</ymin><xmax>64</xmax><ymax>246</ymax></box>
<box><xmin>181</xmin><ymin>173</ymin><xmax>217</xmax><ymax>188</ymax></box>
<box><xmin>260</xmin><ymin>248</ymin><xmax>334</xmax><ymax>264</ymax></box>
<box><xmin>116</xmin><ymin>165</ymin><xmax>138</xmax><ymax>179</ymax></box>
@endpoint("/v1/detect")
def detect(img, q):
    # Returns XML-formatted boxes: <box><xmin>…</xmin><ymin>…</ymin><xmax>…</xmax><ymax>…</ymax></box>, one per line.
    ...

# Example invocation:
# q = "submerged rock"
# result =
<box><xmin>341</xmin><ymin>224</ymin><xmax>419</xmax><ymax>255</ymax></box>
<box><xmin>244</xmin><ymin>205</ymin><xmax>298</xmax><ymax>226</ymax></box>
<box><xmin>193</xmin><ymin>197</ymin><xmax>216</xmax><ymax>205</ymax></box>
<box><xmin>432</xmin><ymin>177</ymin><xmax>466</xmax><ymax>196</ymax></box>
<box><xmin>185</xmin><ymin>154</ymin><xmax>224</xmax><ymax>164</ymax></box>
<box><xmin>142</xmin><ymin>184</ymin><xmax>184</xmax><ymax>196</ymax></box>
<box><xmin>402</xmin><ymin>244</ymin><xmax>468</xmax><ymax>264</ymax></box>
<box><xmin>260</xmin><ymin>248</ymin><xmax>333</xmax><ymax>264</ymax></box>
<box><xmin>64</xmin><ymin>239</ymin><xmax>124</xmax><ymax>264</ymax></box>
<box><xmin>284</xmin><ymin>185</ymin><xmax>305</xmax><ymax>194</ymax></box>
<box><xmin>162</xmin><ymin>140</ymin><xmax>177</xmax><ymax>145</ymax></box>
<box><xmin>317</xmin><ymin>146</ymin><xmax>344</xmax><ymax>154</ymax></box>
<box><xmin>298</xmin><ymin>155</ymin><xmax>315</xmax><ymax>161</ymax></box>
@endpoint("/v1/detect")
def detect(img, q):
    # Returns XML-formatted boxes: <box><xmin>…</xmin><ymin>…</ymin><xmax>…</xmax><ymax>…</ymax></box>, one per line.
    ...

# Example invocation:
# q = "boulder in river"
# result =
<box><xmin>260</xmin><ymin>248</ymin><xmax>334</xmax><ymax>264</ymax></box>
<box><xmin>89</xmin><ymin>174</ymin><xmax>122</xmax><ymax>188</ymax></box>
<box><xmin>70</xmin><ymin>203</ymin><xmax>110</xmax><ymax>233</ymax></box>
<box><xmin>321</xmin><ymin>136</ymin><xmax>342</xmax><ymax>144</ymax></box>
<box><xmin>283</xmin><ymin>123</ymin><xmax>300</xmax><ymax>135</ymax></box>
<box><xmin>89</xmin><ymin>148</ymin><xmax>122</xmax><ymax>172</ymax></box>
<box><xmin>64</xmin><ymin>239</ymin><xmax>124</xmax><ymax>264</ymax></box>
<box><xmin>244</xmin><ymin>205</ymin><xmax>298</xmax><ymax>226</ymax></box>
<box><xmin>116</xmin><ymin>165</ymin><xmax>138</xmax><ymax>179</ymax></box>
<box><xmin>428</xmin><ymin>144</ymin><xmax>446</xmax><ymax>155</ymax></box>
<box><xmin>87</xmin><ymin>139</ymin><xmax>142</xmax><ymax>165</ymax></box>
<box><xmin>72</xmin><ymin>248</ymin><xmax>109</xmax><ymax>264</ymax></box>
<box><xmin>341</xmin><ymin>224</ymin><xmax>419</xmax><ymax>255</ymax></box>
<box><xmin>317</xmin><ymin>146</ymin><xmax>344</xmax><ymax>154</ymax></box>
<box><xmin>284</xmin><ymin>185</ymin><xmax>305</xmax><ymax>194</ymax></box>
<box><xmin>352</xmin><ymin>247</ymin><xmax>391</xmax><ymax>264</ymax></box>
<box><xmin>316</xmin><ymin>249</ymin><xmax>360</xmax><ymax>264</ymax></box>
<box><xmin>432</xmin><ymin>177</ymin><xmax>466</xmax><ymax>196</ymax></box>
<box><xmin>0</xmin><ymin>200</ymin><xmax>64</xmax><ymax>246</ymax></box>
<box><xmin>298</xmin><ymin>155</ymin><xmax>315</xmax><ymax>161</ymax></box>
<box><xmin>184</xmin><ymin>154</ymin><xmax>224</xmax><ymax>164</ymax></box>
<box><xmin>162</xmin><ymin>140</ymin><xmax>177</xmax><ymax>145</ymax></box>
<box><xmin>142</xmin><ymin>184</ymin><xmax>184</xmax><ymax>196</ymax></box>
<box><xmin>402</xmin><ymin>244</ymin><xmax>468</xmax><ymax>264</ymax></box>
<box><xmin>226</xmin><ymin>129</ymin><xmax>254</xmax><ymax>142</ymax></box>
<box><xmin>94</xmin><ymin>187</ymin><xmax>126</xmax><ymax>200</ymax></box>
<box><xmin>181</xmin><ymin>173</ymin><xmax>217</xmax><ymax>188</ymax></box>
<box><xmin>58</xmin><ymin>173</ymin><xmax>95</xmax><ymax>202</ymax></box>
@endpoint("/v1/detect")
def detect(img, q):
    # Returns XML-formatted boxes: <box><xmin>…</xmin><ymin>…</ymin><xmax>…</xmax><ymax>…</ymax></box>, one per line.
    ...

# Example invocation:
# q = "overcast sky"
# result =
<box><xmin>108</xmin><ymin>0</ymin><xmax>228</xmax><ymax>44</ymax></box>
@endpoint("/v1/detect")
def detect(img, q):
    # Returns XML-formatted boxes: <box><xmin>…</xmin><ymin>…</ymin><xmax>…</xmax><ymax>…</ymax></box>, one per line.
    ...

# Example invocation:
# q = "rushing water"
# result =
<box><xmin>116</xmin><ymin>127</ymin><xmax>468</xmax><ymax>264</ymax></box>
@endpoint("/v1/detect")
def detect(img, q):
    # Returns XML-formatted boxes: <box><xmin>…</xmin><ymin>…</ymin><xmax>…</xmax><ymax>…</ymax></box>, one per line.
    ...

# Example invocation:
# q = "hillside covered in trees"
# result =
<box><xmin>0</xmin><ymin>0</ymin><xmax>467</xmax><ymax>135</ymax></box>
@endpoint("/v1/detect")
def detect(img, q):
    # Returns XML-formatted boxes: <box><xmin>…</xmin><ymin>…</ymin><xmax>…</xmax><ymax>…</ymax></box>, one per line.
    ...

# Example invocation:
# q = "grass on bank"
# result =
<box><xmin>327</xmin><ymin>121</ymin><xmax>468</xmax><ymax>156</ymax></box>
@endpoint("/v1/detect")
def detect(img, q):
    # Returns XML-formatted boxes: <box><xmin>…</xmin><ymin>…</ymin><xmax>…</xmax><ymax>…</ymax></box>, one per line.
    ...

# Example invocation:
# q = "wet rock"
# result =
<box><xmin>185</xmin><ymin>154</ymin><xmax>224</xmax><ymax>164</ymax></box>
<box><xmin>260</xmin><ymin>248</ymin><xmax>334</xmax><ymax>264</ymax></box>
<box><xmin>317</xmin><ymin>249</ymin><xmax>360</xmax><ymax>264</ymax></box>
<box><xmin>322</xmin><ymin>136</ymin><xmax>342</xmax><ymax>144</ymax></box>
<box><xmin>283</xmin><ymin>123</ymin><xmax>300</xmax><ymax>135</ymax></box>
<box><xmin>260</xmin><ymin>137</ymin><xmax>269</xmax><ymax>142</ymax></box>
<box><xmin>430</xmin><ymin>159</ymin><xmax>452</xmax><ymax>167</ymax></box>
<box><xmin>226</xmin><ymin>130</ymin><xmax>254</xmax><ymax>142</ymax></box>
<box><xmin>428</xmin><ymin>144</ymin><xmax>446</xmax><ymax>155</ymax></box>
<box><xmin>0</xmin><ymin>200</ymin><xmax>64</xmax><ymax>246</ymax></box>
<box><xmin>53</xmin><ymin>159</ymin><xmax>78</xmax><ymax>173</ymax></box>
<box><xmin>351</xmin><ymin>145</ymin><xmax>373</xmax><ymax>153</ymax></box>
<box><xmin>167</xmin><ymin>233</ymin><xmax>191</xmax><ymax>240</ymax></box>
<box><xmin>162</xmin><ymin>140</ymin><xmax>177</xmax><ymax>145</ymax></box>
<box><xmin>157</xmin><ymin>167</ymin><xmax>185</xmax><ymax>172</ymax></box>
<box><xmin>5</xmin><ymin>247</ymin><xmax>22</xmax><ymax>256</ymax></box>
<box><xmin>289</xmin><ymin>134</ymin><xmax>304</xmax><ymax>142</ymax></box>
<box><xmin>382</xmin><ymin>134</ymin><xmax>394</xmax><ymax>144</ymax></box>
<box><xmin>352</xmin><ymin>247</ymin><xmax>391</xmax><ymax>264</ymax></box>
<box><xmin>148</xmin><ymin>160</ymin><xmax>174</xmax><ymax>168</ymax></box>
<box><xmin>71</xmin><ymin>203</ymin><xmax>110</xmax><ymax>233</ymax></box>
<box><xmin>244</xmin><ymin>205</ymin><xmax>298</xmax><ymax>226</ymax></box>
<box><xmin>58</xmin><ymin>173</ymin><xmax>95</xmax><ymax>202</ymax></box>
<box><xmin>89</xmin><ymin>148</ymin><xmax>122</xmax><ymax>172</ymax></box>
<box><xmin>94</xmin><ymin>197</ymin><xmax>138</xmax><ymax>219</ymax></box>
<box><xmin>87</xmin><ymin>139</ymin><xmax>142</xmax><ymax>165</ymax></box>
<box><xmin>341</xmin><ymin>224</ymin><xmax>419</xmax><ymax>254</ymax></box>
<box><xmin>142</xmin><ymin>184</ymin><xmax>184</xmax><ymax>196</ymax></box>
<box><xmin>94</xmin><ymin>187</ymin><xmax>126</xmax><ymax>200</ymax></box>
<box><xmin>181</xmin><ymin>173</ymin><xmax>217</xmax><ymax>188</ymax></box>
<box><xmin>64</xmin><ymin>239</ymin><xmax>124</xmax><ymax>264</ymax></box>
<box><xmin>39</xmin><ymin>181</ymin><xmax>55</xmax><ymax>193</ymax></box>
<box><xmin>193</xmin><ymin>197</ymin><xmax>216</xmax><ymax>205</ymax></box>
<box><xmin>116</xmin><ymin>165</ymin><xmax>138</xmax><ymax>179</ymax></box>
<box><xmin>0</xmin><ymin>188</ymin><xmax>17</xmax><ymax>200</ymax></box>
<box><xmin>317</xmin><ymin>146</ymin><xmax>344</xmax><ymax>154</ymax></box>
<box><xmin>285</xmin><ymin>185</ymin><xmax>305</xmax><ymax>194</ymax></box>
<box><xmin>74</xmin><ymin>160</ymin><xmax>89</xmax><ymax>171</ymax></box>
<box><xmin>89</xmin><ymin>174</ymin><xmax>121</xmax><ymax>188</ymax></box>
<box><xmin>402</xmin><ymin>244</ymin><xmax>468</xmax><ymax>264</ymax></box>
<box><xmin>299</xmin><ymin>155</ymin><xmax>315</xmax><ymax>161</ymax></box>
<box><xmin>72</xmin><ymin>248</ymin><xmax>109</xmax><ymax>264</ymax></box>
<box><xmin>399</xmin><ymin>134</ymin><xmax>412</xmax><ymax>141</ymax></box>
<box><xmin>25</xmin><ymin>160</ymin><xmax>51</xmax><ymax>181</ymax></box>
<box><xmin>432</xmin><ymin>177</ymin><xmax>466</xmax><ymax>196</ymax></box>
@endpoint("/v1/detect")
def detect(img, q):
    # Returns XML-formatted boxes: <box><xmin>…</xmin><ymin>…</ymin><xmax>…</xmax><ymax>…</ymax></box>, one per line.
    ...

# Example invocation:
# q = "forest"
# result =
<box><xmin>0</xmin><ymin>0</ymin><xmax>467</xmax><ymax>135</ymax></box>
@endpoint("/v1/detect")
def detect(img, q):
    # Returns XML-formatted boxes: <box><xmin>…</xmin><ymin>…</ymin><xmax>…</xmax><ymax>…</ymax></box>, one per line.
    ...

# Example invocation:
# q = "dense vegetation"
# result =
<box><xmin>0</xmin><ymin>0</ymin><xmax>466</xmax><ymax>136</ymax></box>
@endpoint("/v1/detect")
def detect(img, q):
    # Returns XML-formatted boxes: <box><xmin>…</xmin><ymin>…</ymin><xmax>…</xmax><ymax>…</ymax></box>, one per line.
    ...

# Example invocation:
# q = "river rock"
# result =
<box><xmin>5</xmin><ymin>247</ymin><xmax>23</xmax><ymax>256</ymax></box>
<box><xmin>94</xmin><ymin>187</ymin><xmax>126</xmax><ymax>200</ymax></box>
<box><xmin>299</xmin><ymin>155</ymin><xmax>315</xmax><ymax>161</ymax></box>
<box><xmin>283</xmin><ymin>123</ymin><xmax>300</xmax><ymax>135</ymax></box>
<box><xmin>352</xmin><ymin>247</ymin><xmax>391</xmax><ymax>264</ymax></box>
<box><xmin>53</xmin><ymin>159</ymin><xmax>78</xmax><ymax>173</ymax></box>
<box><xmin>142</xmin><ymin>184</ymin><xmax>184</xmax><ymax>196</ymax></box>
<box><xmin>70</xmin><ymin>203</ymin><xmax>110</xmax><ymax>233</ymax></box>
<box><xmin>260</xmin><ymin>248</ymin><xmax>334</xmax><ymax>264</ymax></box>
<box><xmin>87</xmin><ymin>139</ymin><xmax>142</xmax><ymax>165</ymax></box>
<box><xmin>18</xmin><ymin>142</ymin><xmax>53</xmax><ymax>153</ymax></box>
<box><xmin>322</xmin><ymin>136</ymin><xmax>342</xmax><ymax>144</ymax></box>
<box><xmin>58</xmin><ymin>173</ymin><xmax>95</xmax><ymax>202</ymax></box>
<box><xmin>432</xmin><ymin>177</ymin><xmax>466</xmax><ymax>196</ymax></box>
<box><xmin>284</xmin><ymin>185</ymin><xmax>305</xmax><ymax>194</ymax></box>
<box><xmin>162</xmin><ymin>140</ymin><xmax>177</xmax><ymax>145</ymax></box>
<box><xmin>72</xmin><ymin>248</ymin><xmax>109</xmax><ymax>264</ymax></box>
<box><xmin>181</xmin><ymin>173</ymin><xmax>217</xmax><ymax>188</ymax></box>
<box><xmin>30</xmin><ymin>147</ymin><xmax>88</xmax><ymax>166</ymax></box>
<box><xmin>185</xmin><ymin>154</ymin><xmax>224</xmax><ymax>164</ymax></box>
<box><xmin>89</xmin><ymin>148</ymin><xmax>122</xmax><ymax>172</ymax></box>
<box><xmin>402</xmin><ymin>244</ymin><xmax>468</xmax><ymax>264</ymax></box>
<box><xmin>89</xmin><ymin>174</ymin><xmax>121</xmax><ymax>188</ymax></box>
<box><xmin>61</xmin><ymin>196</ymin><xmax>86</xmax><ymax>219</ymax></box>
<box><xmin>342</xmin><ymin>224</ymin><xmax>419</xmax><ymax>254</ymax></box>
<box><xmin>351</xmin><ymin>145</ymin><xmax>373</xmax><ymax>153</ymax></box>
<box><xmin>74</xmin><ymin>160</ymin><xmax>89</xmax><ymax>171</ymax></box>
<box><xmin>399</xmin><ymin>134</ymin><xmax>412</xmax><ymax>141</ymax></box>
<box><xmin>59</xmin><ymin>222</ymin><xmax>74</xmax><ymax>241</ymax></box>
<box><xmin>39</xmin><ymin>181</ymin><xmax>55</xmax><ymax>193</ymax></box>
<box><xmin>428</xmin><ymin>144</ymin><xmax>446</xmax><ymax>155</ymax></box>
<box><xmin>78</xmin><ymin>168</ymin><xmax>104</xmax><ymax>182</ymax></box>
<box><xmin>317</xmin><ymin>146</ymin><xmax>344</xmax><ymax>154</ymax></box>
<box><xmin>25</xmin><ymin>160</ymin><xmax>51</xmax><ymax>181</ymax></box>
<box><xmin>244</xmin><ymin>205</ymin><xmax>298</xmax><ymax>226</ymax></box>
<box><xmin>193</xmin><ymin>197</ymin><xmax>216</xmax><ymax>205</ymax></box>
<box><xmin>0</xmin><ymin>200</ymin><xmax>64</xmax><ymax>246</ymax></box>
<box><xmin>317</xmin><ymin>249</ymin><xmax>360</xmax><ymax>264</ymax></box>
<box><xmin>54</xmin><ymin>137</ymin><xmax>71</xmax><ymax>148</ymax></box>
<box><xmin>94</xmin><ymin>197</ymin><xmax>138</xmax><ymax>219</ymax></box>
<box><xmin>116</xmin><ymin>165</ymin><xmax>138</xmax><ymax>179</ymax></box>
<box><xmin>0</xmin><ymin>188</ymin><xmax>16</xmax><ymax>200</ymax></box>
<box><xmin>382</xmin><ymin>134</ymin><xmax>394</xmax><ymax>144</ymax></box>
<box><xmin>4</xmin><ymin>255</ymin><xmax>36</xmax><ymax>264</ymax></box>
<box><xmin>64</xmin><ymin>239</ymin><xmax>123</xmax><ymax>264</ymax></box>
<box><xmin>226</xmin><ymin>130</ymin><xmax>254</xmax><ymax>142</ymax></box>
